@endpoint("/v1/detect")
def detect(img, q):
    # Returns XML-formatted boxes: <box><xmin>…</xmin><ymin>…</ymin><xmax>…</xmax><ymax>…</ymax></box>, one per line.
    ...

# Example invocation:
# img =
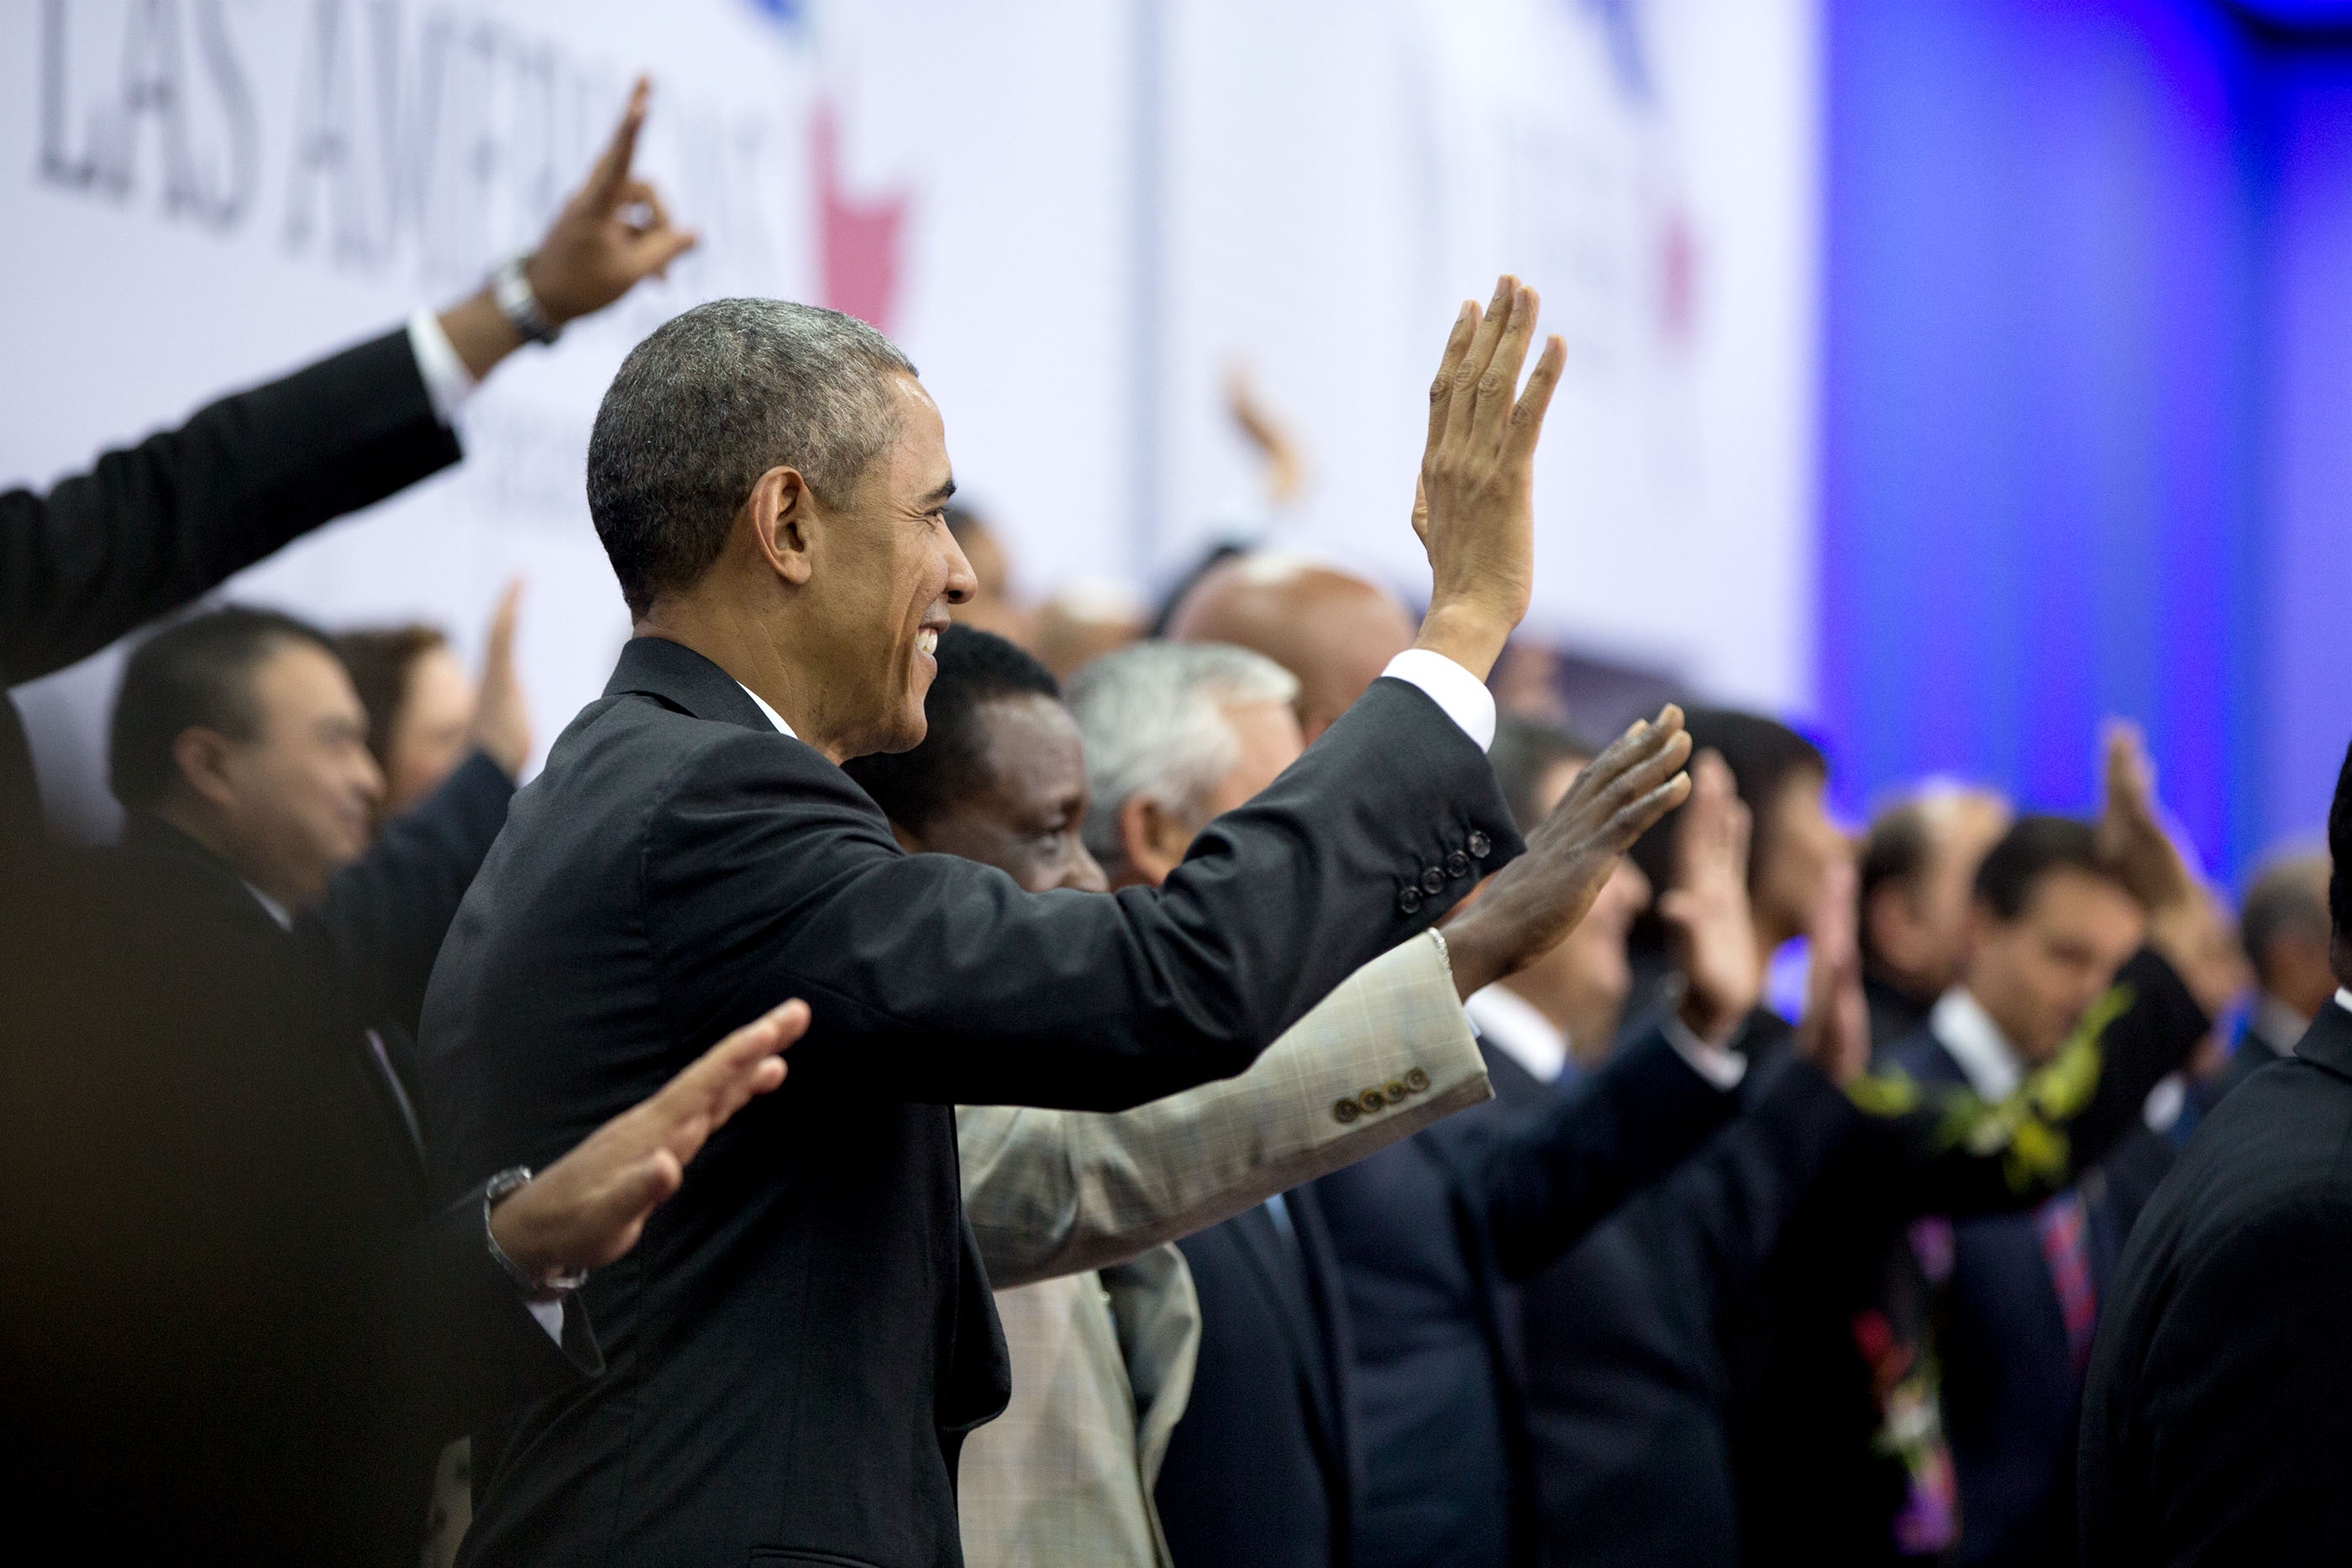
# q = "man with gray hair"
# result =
<box><xmin>2212</xmin><ymin>848</ymin><xmax>2334</xmax><ymax>1103</ymax></box>
<box><xmin>1068</xmin><ymin>640</ymin><xmax>1306</xmax><ymax>884</ymax></box>
<box><xmin>423</xmin><ymin>278</ymin><xmax>1598</xmax><ymax>1567</ymax></box>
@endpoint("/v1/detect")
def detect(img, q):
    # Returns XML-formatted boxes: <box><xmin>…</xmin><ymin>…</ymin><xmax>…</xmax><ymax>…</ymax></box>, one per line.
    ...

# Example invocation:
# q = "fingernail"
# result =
<box><xmin>1457</xmin><ymin>301</ymin><xmax>1474</xmax><ymax>323</ymax></box>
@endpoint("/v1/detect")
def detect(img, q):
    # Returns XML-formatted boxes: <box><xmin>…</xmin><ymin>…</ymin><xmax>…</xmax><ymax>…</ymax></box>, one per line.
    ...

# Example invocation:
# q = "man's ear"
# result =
<box><xmin>170</xmin><ymin>727</ymin><xmax>241</xmax><ymax>813</ymax></box>
<box><xmin>1117</xmin><ymin>794</ymin><xmax>1193</xmax><ymax>887</ymax></box>
<box><xmin>745</xmin><ymin>466</ymin><xmax>817</xmax><ymax>588</ymax></box>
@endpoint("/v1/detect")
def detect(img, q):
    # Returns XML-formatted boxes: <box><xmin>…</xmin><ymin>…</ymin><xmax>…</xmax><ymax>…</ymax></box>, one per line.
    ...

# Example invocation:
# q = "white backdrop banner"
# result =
<box><xmin>2</xmin><ymin>0</ymin><xmax>1814</xmax><ymax>831</ymax></box>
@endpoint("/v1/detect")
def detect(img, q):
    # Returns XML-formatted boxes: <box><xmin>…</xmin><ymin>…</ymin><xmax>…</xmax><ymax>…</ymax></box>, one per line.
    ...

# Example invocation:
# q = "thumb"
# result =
<box><xmin>581</xmin><ymin>1150</ymin><xmax>684</xmax><ymax>1267</ymax></box>
<box><xmin>631</xmin><ymin>228</ymin><xmax>700</xmax><ymax>282</ymax></box>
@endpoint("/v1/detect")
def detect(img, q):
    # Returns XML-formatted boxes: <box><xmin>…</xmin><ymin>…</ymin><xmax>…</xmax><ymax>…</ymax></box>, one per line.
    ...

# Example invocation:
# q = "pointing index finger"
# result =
<box><xmin>586</xmin><ymin>76</ymin><xmax>653</xmax><ymax>208</ymax></box>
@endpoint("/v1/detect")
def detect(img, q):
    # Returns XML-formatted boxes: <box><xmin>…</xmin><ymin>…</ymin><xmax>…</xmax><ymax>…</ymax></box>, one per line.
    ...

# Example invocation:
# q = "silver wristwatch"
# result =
<box><xmin>484</xmin><ymin>1165</ymin><xmax>588</xmax><ymax>1299</ymax></box>
<box><xmin>491</xmin><ymin>253</ymin><xmax>560</xmax><ymax>344</ymax></box>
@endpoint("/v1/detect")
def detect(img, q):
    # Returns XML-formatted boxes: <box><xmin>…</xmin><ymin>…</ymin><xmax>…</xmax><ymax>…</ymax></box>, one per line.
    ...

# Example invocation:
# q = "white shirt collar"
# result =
<box><xmin>2334</xmin><ymin>988</ymin><xmax>2352</xmax><ymax>1019</ymax></box>
<box><xmin>734</xmin><ymin>681</ymin><xmax>796</xmax><ymax>738</ymax></box>
<box><xmin>1929</xmin><ymin>986</ymin><xmax>2024</xmax><ymax>1101</ymax></box>
<box><xmin>1464</xmin><ymin>984</ymin><xmax>1571</xmax><ymax>1084</ymax></box>
<box><xmin>244</xmin><ymin>883</ymin><xmax>294</xmax><ymax>931</ymax></box>
<box><xmin>2253</xmin><ymin>994</ymin><xmax>2313</xmax><ymax>1057</ymax></box>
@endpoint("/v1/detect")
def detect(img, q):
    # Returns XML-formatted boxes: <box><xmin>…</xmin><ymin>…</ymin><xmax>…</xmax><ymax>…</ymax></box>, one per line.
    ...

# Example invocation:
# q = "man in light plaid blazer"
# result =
<box><xmin>845</xmin><ymin>632</ymin><xmax>1709</xmax><ymax>1568</ymax></box>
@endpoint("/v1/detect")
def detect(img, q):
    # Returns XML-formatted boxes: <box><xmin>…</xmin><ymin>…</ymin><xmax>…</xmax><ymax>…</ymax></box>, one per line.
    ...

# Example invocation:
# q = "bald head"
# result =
<box><xmin>1165</xmin><ymin>553</ymin><xmax>1415</xmax><ymax>742</ymax></box>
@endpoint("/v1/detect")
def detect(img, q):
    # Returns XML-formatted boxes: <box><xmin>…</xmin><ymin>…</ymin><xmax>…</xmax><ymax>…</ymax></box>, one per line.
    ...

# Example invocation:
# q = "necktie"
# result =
<box><xmin>2035</xmin><ymin>1190</ymin><xmax>2097</xmax><ymax>1373</ymax></box>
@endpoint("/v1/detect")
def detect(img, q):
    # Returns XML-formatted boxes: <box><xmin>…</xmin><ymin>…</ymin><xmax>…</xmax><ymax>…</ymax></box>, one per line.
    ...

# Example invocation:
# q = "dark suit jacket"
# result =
<box><xmin>1519</xmin><ymin>1017</ymin><xmax>1865</xmax><ymax>1568</ymax></box>
<box><xmin>1889</xmin><ymin>1029</ymin><xmax>2166</xmax><ymax>1568</ymax></box>
<box><xmin>2077</xmin><ymin>999</ymin><xmax>2352</xmax><ymax>1564</ymax></box>
<box><xmin>420</xmin><ymin>634</ymin><xmax>1525</xmax><ymax>1568</ymax></box>
<box><xmin>1727</xmin><ymin>949</ymin><xmax>2208</xmax><ymax>1567</ymax></box>
<box><xmin>0</xmin><ymin>758</ymin><xmax>588</xmax><ymax>1565</ymax></box>
<box><xmin>0</xmin><ymin>327</ymin><xmax>459</xmax><ymax>843</ymax></box>
<box><xmin>1316</xmin><ymin>1020</ymin><xmax>1854</xmax><ymax>1568</ymax></box>
<box><xmin>1158</xmin><ymin>1188</ymin><xmax>1358</xmax><ymax>1568</ymax></box>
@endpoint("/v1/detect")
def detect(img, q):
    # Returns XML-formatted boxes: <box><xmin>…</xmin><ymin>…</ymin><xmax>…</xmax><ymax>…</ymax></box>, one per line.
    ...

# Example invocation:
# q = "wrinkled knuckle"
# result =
<box><xmin>1478</xmin><ymin>370</ymin><xmax>1509</xmax><ymax>400</ymax></box>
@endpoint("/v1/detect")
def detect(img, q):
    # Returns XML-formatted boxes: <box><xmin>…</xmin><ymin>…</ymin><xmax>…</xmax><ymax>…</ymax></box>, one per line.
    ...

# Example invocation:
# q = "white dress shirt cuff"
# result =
<box><xmin>528</xmin><ymin>1295</ymin><xmax>567</xmax><ymax>1345</ymax></box>
<box><xmin>406</xmin><ymin>307</ymin><xmax>479</xmax><ymax>427</ymax></box>
<box><xmin>1380</xmin><ymin>648</ymin><xmax>1497</xmax><ymax>752</ymax></box>
<box><xmin>1662</xmin><ymin>1010</ymin><xmax>1749</xmax><ymax>1090</ymax></box>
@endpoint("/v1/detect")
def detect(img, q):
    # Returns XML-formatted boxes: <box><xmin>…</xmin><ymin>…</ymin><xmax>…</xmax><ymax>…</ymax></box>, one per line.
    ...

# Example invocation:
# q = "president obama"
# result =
<box><xmin>422</xmin><ymin>277</ymin><xmax>1595</xmax><ymax>1567</ymax></box>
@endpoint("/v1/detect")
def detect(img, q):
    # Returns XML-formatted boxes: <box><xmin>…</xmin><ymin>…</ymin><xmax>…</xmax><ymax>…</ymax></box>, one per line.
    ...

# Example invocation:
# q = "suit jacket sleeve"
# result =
<box><xmin>1847</xmin><ymin>947</ymin><xmax>2210</xmax><ymax>1218</ymax></box>
<box><xmin>0</xmin><ymin>328</ymin><xmax>460</xmax><ymax>685</ymax></box>
<box><xmin>958</xmin><ymin>931</ymin><xmax>1495</xmax><ymax>1289</ymax></box>
<box><xmin>643</xmin><ymin>677</ymin><xmax>1525</xmax><ymax>1114</ymax></box>
<box><xmin>322</xmin><ymin>750</ymin><xmax>514</xmax><ymax>1038</ymax></box>
<box><xmin>381</xmin><ymin>1182</ymin><xmax>603</xmax><ymax>1444</ymax></box>
<box><xmin>1452</xmin><ymin>1021</ymin><xmax>1746</xmax><ymax>1282</ymax></box>
<box><xmin>1613</xmin><ymin>1051</ymin><xmax>1861</xmax><ymax>1308</ymax></box>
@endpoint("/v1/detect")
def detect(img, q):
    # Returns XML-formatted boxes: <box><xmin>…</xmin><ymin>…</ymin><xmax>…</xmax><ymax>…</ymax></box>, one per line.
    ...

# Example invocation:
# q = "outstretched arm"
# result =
<box><xmin>0</xmin><ymin>77</ymin><xmax>694</xmax><ymax>688</ymax></box>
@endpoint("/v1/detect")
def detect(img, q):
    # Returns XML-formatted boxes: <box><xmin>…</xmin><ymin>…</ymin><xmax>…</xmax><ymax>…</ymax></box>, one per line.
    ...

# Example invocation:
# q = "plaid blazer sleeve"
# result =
<box><xmin>959</xmin><ymin>930</ymin><xmax>1492</xmax><ymax>1288</ymax></box>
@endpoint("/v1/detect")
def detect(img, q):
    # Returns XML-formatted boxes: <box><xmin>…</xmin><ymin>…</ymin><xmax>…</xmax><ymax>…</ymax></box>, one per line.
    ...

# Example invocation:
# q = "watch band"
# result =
<box><xmin>484</xmin><ymin>1165</ymin><xmax>588</xmax><ymax>1299</ymax></box>
<box><xmin>491</xmin><ymin>253</ymin><xmax>560</xmax><ymax>345</ymax></box>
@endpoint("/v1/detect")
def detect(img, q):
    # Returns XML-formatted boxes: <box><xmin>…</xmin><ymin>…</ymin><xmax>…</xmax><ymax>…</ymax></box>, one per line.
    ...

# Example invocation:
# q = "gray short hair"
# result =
<box><xmin>586</xmin><ymin>298</ymin><xmax>916</xmax><ymax>616</ymax></box>
<box><xmin>1066</xmin><ymin>641</ymin><xmax>1300</xmax><ymax>865</ymax></box>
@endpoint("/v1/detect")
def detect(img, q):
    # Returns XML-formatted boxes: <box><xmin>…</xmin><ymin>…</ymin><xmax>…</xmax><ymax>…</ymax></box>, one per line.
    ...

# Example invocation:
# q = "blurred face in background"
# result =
<box><xmin>1752</xmin><ymin>767</ymin><xmax>1848</xmax><ymax>952</ymax></box>
<box><xmin>1964</xmin><ymin>867</ymin><xmax>2146</xmax><ymax>1066</ymax></box>
<box><xmin>179</xmin><ymin>639</ymin><xmax>384</xmax><ymax>908</ymax></box>
<box><xmin>382</xmin><ymin>642</ymin><xmax>475</xmax><ymax>815</ymax></box>
<box><xmin>1502</xmin><ymin>753</ymin><xmax>1654</xmax><ymax>1062</ymax></box>
<box><xmin>900</xmin><ymin>693</ymin><xmax>1105</xmax><ymax>894</ymax></box>
<box><xmin>1866</xmin><ymin>789</ymin><xmax>2013</xmax><ymax>1000</ymax></box>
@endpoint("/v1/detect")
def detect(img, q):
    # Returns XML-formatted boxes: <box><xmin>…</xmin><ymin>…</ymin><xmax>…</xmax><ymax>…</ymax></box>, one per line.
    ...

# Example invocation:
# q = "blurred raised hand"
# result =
<box><xmin>1795</xmin><ymin>857</ymin><xmax>1870</xmax><ymax>1086</ymax></box>
<box><xmin>469</xmin><ymin>579</ymin><xmax>532</xmax><ymax>780</ymax></box>
<box><xmin>1443</xmin><ymin>705</ymin><xmax>1694</xmax><ymax>998</ymax></box>
<box><xmin>2096</xmin><ymin>721</ymin><xmax>2244</xmax><ymax>1016</ymax></box>
<box><xmin>1658</xmin><ymin>751</ymin><xmax>1761</xmax><ymax>1046</ymax></box>
<box><xmin>438</xmin><ymin>76</ymin><xmax>701</xmax><ymax>378</ymax></box>
<box><xmin>1410</xmin><ymin>275</ymin><xmax>1567</xmax><ymax>681</ymax></box>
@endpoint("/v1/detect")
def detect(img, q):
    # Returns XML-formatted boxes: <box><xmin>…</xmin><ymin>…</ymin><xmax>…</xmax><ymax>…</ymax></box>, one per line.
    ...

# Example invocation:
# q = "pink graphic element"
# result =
<box><xmin>813</xmin><ymin>102</ymin><xmax>908</xmax><ymax>335</ymax></box>
<box><xmin>1656</xmin><ymin>205</ymin><xmax>1698</xmax><ymax>348</ymax></box>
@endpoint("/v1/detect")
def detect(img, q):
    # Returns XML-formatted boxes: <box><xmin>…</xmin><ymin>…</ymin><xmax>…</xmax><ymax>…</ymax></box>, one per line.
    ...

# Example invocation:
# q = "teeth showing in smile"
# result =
<box><xmin>918</xmin><ymin>628</ymin><xmax>939</xmax><ymax>657</ymax></box>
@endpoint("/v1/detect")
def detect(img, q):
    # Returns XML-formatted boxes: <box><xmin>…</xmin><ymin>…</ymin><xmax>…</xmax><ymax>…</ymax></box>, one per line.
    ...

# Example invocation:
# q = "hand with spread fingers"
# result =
<box><xmin>1444</xmin><ymin>705</ymin><xmax>1694</xmax><ymax>998</ymax></box>
<box><xmin>1658</xmin><ymin>751</ymin><xmax>1763</xmax><ymax>1047</ymax></box>
<box><xmin>1795</xmin><ymin>857</ymin><xmax>1870</xmax><ymax>1086</ymax></box>
<box><xmin>489</xmin><ymin>999</ymin><xmax>806</xmax><ymax>1288</ymax></box>
<box><xmin>1411</xmin><ymin>274</ymin><xmax>1570</xmax><ymax>681</ymax></box>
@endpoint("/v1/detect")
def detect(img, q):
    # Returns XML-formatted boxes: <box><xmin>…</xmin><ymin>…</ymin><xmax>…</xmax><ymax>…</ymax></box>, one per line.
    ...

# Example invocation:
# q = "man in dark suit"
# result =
<box><xmin>1315</xmin><ymin>750</ymin><xmax>1869</xmax><ymax>1568</ymax></box>
<box><xmin>422</xmin><ymin>279</ymin><xmax>1596</xmax><ymax>1568</ymax></box>
<box><xmin>2077</xmin><ymin>739</ymin><xmax>2352</xmax><ymax>1564</ymax></box>
<box><xmin>1881</xmin><ymin>815</ymin><xmax>2171</xmax><ymax>1568</ymax></box>
<box><xmin>0</xmin><ymin>82</ymin><xmax>795</xmax><ymax>1562</ymax></box>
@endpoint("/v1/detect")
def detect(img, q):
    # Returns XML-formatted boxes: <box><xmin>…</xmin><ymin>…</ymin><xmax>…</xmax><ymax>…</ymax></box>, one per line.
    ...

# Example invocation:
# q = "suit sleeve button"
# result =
<box><xmin>1357</xmin><ymin>1088</ymin><xmax>1387</xmax><ymax>1116</ymax></box>
<box><xmin>1467</xmin><ymin>831</ymin><xmax>1493</xmax><ymax>858</ymax></box>
<box><xmin>1446</xmin><ymin>850</ymin><xmax>1471</xmax><ymax>878</ymax></box>
<box><xmin>1404</xmin><ymin>1067</ymin><xmax>1430</xmax><ymax>1093</ymax></box>
<box><xmin>1384</xmin><ymin>1079</ymin><xmax>1409</xmax><ymax>1104</ymax></box>
<box><xmin>1334</xmin><ymin>1098</ymin><xmax>1361</xmax><ymax>1124</ymax></box>
<box><xmin>1398</xmin><ymin>886</ymin><xmax>1424</xmax><ymax>915</ymax></box>
<box><xmin>1420</xmin><ymin>866</ymin><xmax>1446</xmax><ymax>896</ymax></box>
